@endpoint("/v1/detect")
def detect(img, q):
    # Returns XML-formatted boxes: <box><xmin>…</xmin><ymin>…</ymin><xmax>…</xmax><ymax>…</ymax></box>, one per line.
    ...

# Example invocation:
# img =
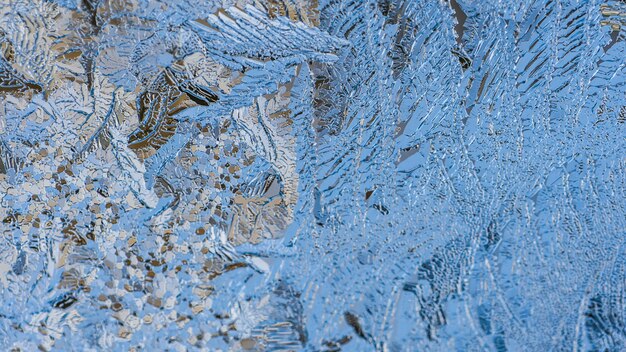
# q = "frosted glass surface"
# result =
<box><xmin>1</xmin><ymin>0</ymin><xmax>625</xmax><ymax>351</ymax></box>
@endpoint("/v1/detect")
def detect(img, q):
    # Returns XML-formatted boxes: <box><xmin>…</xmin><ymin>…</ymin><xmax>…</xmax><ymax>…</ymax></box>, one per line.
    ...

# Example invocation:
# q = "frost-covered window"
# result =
<box><xmin>0</xmin><ymin>0</ymin><xmax>625</xmax><ymax>351</ymax></box>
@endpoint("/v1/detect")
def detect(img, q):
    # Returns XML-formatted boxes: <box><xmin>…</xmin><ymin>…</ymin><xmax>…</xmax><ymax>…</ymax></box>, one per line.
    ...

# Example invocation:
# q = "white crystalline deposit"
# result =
<box><xmin>0</xmin><ymin>0</ymin><xmax>625</xmax><ymax>351</ymax></box>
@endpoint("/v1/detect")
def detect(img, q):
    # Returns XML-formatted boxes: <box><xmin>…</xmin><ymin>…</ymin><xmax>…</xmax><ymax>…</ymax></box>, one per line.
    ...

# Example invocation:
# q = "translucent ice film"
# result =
<box><xmin>1</xmin><ymin>0</ymin><xmax>625</xmax><ymax>351</ymax></box>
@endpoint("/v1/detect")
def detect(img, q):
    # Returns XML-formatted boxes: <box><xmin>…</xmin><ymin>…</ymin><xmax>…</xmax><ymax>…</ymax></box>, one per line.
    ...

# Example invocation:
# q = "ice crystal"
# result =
<box><xmin>1</xmin><ymin>0</ymin><xmax>625</xmax><ymax>351</ymax></box>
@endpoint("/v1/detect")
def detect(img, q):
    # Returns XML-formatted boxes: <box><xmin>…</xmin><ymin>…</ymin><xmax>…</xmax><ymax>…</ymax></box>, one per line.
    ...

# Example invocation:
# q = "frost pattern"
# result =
<box><xmin>1</xmin><ymin>0</ymin><xmax>625</xmax><ymax>351</ymax></box>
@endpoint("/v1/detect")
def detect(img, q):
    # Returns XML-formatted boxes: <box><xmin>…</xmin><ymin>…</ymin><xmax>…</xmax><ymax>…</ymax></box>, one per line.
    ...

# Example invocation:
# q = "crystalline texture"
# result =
<box><xmin>0</xmin><ymin>0</ymin><xmax>625</xmax><ymax>351</ymax></box>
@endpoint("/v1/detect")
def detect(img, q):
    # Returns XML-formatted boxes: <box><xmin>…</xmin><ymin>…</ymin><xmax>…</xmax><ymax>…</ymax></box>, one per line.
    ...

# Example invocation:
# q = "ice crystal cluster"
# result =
<box><xmin>0</xmin><ymin>0</ymin><xmax>625</xmax><ymax>351</ymax></box>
